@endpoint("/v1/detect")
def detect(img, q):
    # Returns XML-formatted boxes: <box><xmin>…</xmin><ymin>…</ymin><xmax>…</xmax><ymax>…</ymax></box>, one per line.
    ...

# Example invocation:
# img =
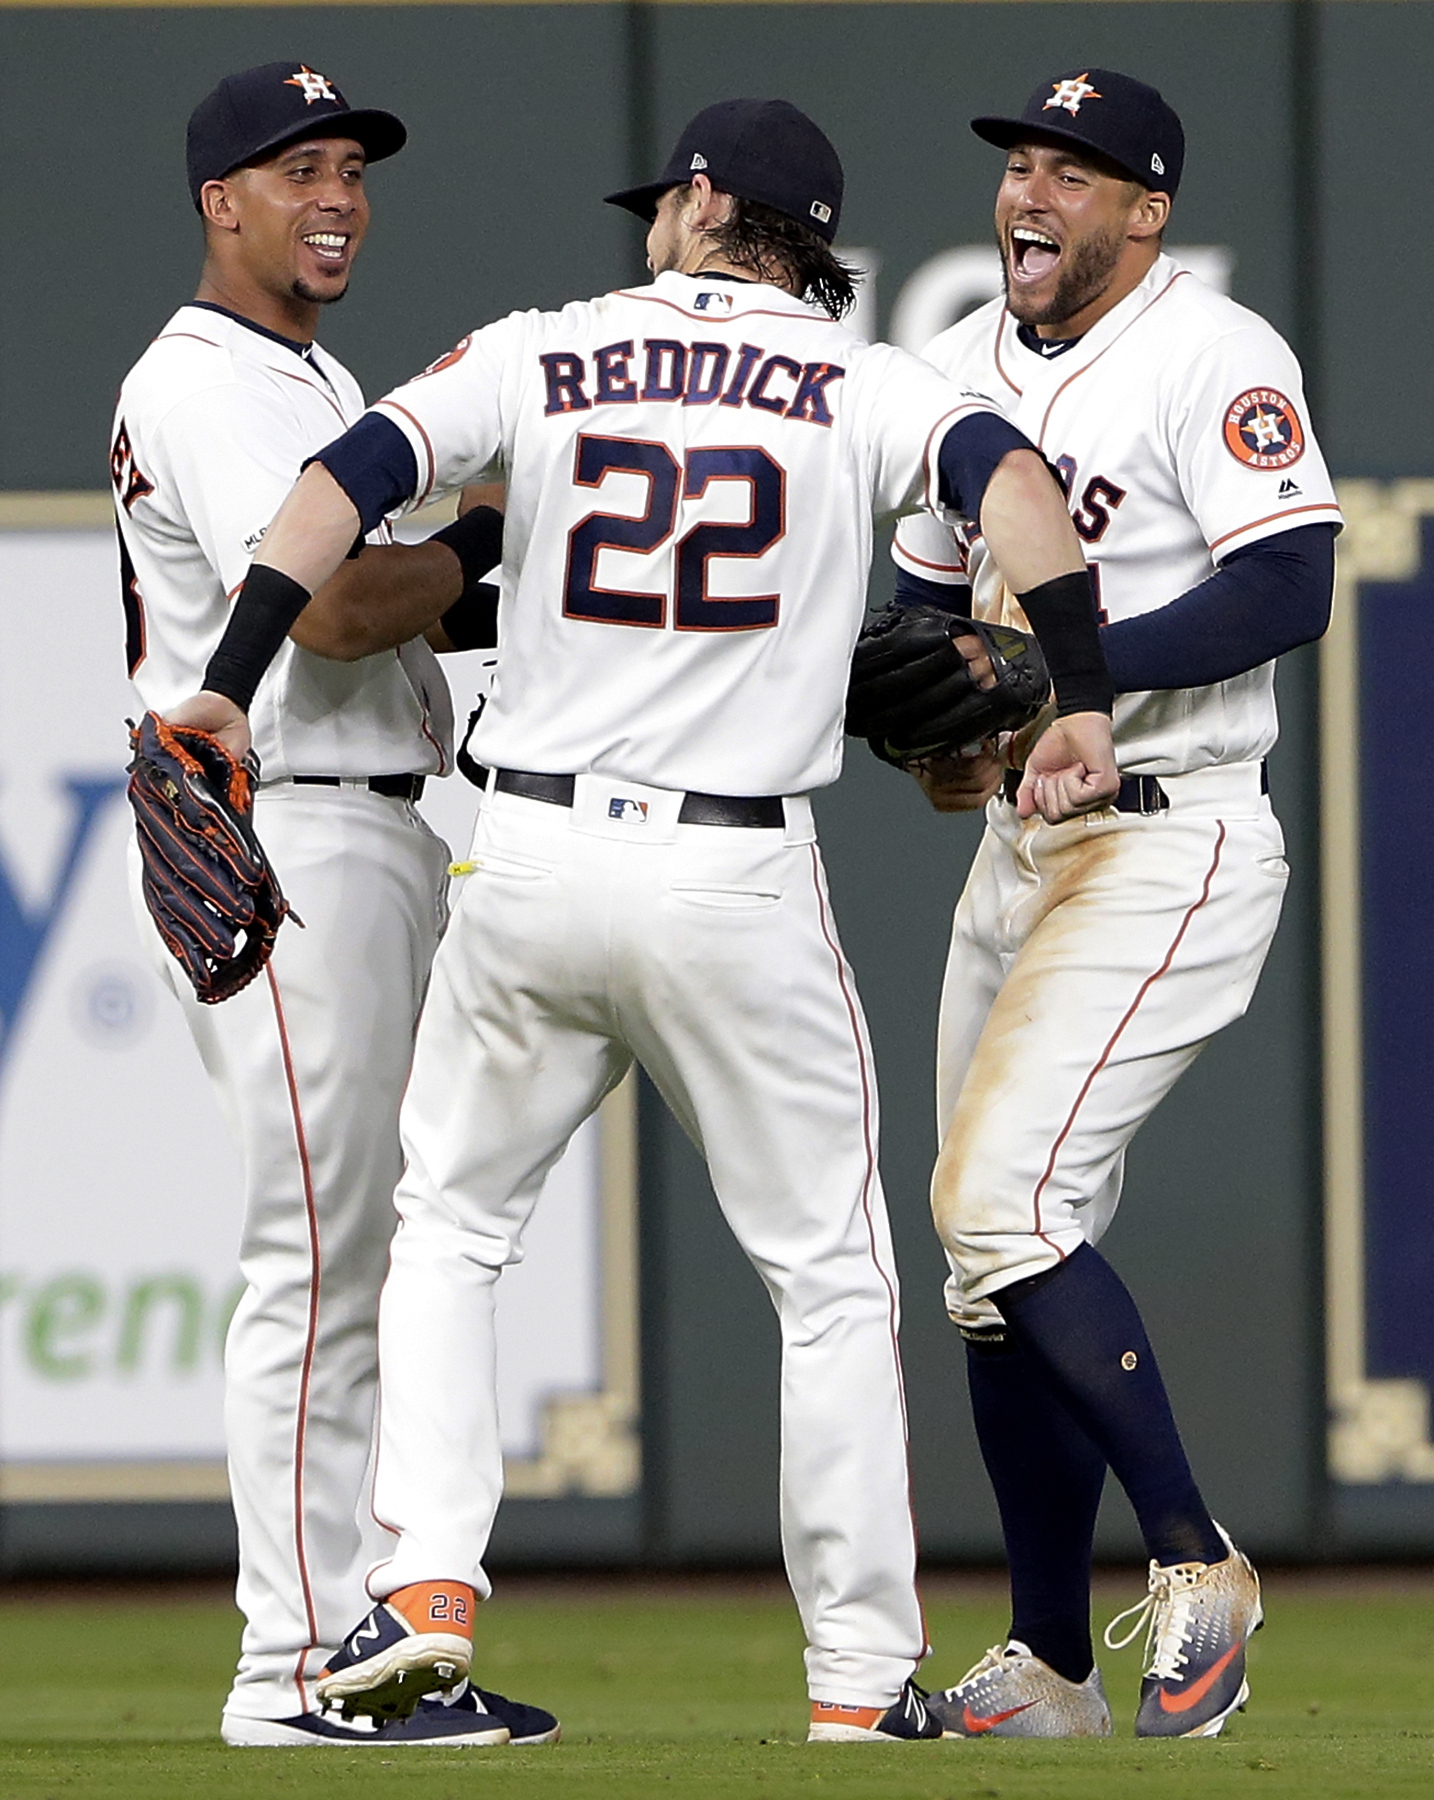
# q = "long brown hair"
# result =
<box><xmin>698</xmin><ymin>192</ymin><xmax>862</xmax><ymax>321</ymax></box>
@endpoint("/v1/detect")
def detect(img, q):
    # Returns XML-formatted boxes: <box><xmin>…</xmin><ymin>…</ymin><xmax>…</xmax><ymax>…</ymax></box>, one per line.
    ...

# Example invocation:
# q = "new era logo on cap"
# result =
<box><xmin>690</xmin><ymin>153</ymin><xmax>709</xmax><ymax>171</ymax></box>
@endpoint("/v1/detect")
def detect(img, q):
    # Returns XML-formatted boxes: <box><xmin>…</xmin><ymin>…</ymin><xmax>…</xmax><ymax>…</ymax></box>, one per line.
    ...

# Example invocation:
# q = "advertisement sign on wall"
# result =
<box><xmin>0</xmin><ymin>505</ymin><xmax>637</xmax><ymax>1506</ymax></box>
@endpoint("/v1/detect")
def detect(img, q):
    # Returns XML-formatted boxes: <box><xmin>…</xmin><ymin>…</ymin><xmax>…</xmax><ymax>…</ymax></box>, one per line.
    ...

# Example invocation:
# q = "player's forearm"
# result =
<box><xmin>978</xmin><ymin>454</ymin><xmax>1113</xmax><ymax>720</ymax></box>
<box><xmin>202</xmin><ymin>464</ymin><xmax>358</xmax><ymax>709</ymax></box>
<box><xmin>260</xmin><ymin>461</ymin><xmax>363</xmax><ymax>594</ymax></box>
<box><xmin>292</xmin><ymin>541</ymin><xmax>465</xmax><ymax>661</ymax></box>
<box><xmin>1100</xmin><ymin>523</ymin><xmax>1335</xmax><ymax>691</ymax></box>
<box><xmin>977</xmin><ymin>449</ymin><xmax>1084</xmax><ymax>592</ymax></box>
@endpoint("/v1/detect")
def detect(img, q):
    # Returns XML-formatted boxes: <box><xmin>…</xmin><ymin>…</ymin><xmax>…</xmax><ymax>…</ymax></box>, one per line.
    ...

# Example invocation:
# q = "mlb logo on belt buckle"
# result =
<box><xmin>609</xmin><ymin>797</ymin><xmax>649</xmax><ymax>822</ymax></box>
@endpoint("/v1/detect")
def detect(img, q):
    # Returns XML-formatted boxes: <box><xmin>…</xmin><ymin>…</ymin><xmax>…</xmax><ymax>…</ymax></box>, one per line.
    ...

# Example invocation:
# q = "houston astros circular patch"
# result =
<box><xmin>1223</xmin><ymin>388</ymin><xmax>1305</xmax><ymax>469</ymax></box>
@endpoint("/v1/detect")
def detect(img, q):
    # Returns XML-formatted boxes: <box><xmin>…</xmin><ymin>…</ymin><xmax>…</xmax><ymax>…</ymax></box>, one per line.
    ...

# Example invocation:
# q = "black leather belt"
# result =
<box><xmin>290</xmin><ymin>773</ymin><xmax>426</xmax><ymax>802</ymax></box>
<box><xmin>999</xmin><ymin>761</ymin><xmax>1268</xmax><ymax>814</ymax></box>
<box><xmin>493</xmin><ymin>768</ymin><xmax>785</xmax><ymax>829</ymax></box>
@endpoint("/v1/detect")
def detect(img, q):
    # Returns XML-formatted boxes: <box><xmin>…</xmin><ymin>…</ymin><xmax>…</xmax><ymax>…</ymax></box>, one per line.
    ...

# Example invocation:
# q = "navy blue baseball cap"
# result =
<box><xmin>605</xmin><ymin>98</ymin><xmax>844</xmax><ymax>243</ymax></box>
<box><xmin>972</xmin><ymin>69</ymin><xmax>1184</xmax><ymax>196</ymax></box>
<box><xmin>187</xmin><ymin>62</ymin><xmax>406</xmax><ymax>208</ymax></box>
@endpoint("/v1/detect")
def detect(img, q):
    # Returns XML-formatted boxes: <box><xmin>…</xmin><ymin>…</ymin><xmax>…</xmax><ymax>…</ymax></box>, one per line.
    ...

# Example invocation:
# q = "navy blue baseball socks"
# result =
<box><xmin>605</xmin><ymin>98</ymin><xmax>843</xmax><ymax>242</ymax></box>
<box><xmin>186</xmin><ymin>61</ymin><xmax>406</xmax><ymax>208</ymax></box>
<box><xmin>972</xmin><ymin>68</ymin><xmax>1184</xmax><ymax>197</ymax></box>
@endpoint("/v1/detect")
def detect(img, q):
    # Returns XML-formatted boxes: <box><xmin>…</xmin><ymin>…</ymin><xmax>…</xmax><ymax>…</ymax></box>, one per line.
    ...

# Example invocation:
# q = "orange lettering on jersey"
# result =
<box><xmin>1223</xmin><ymin>388</ymin><xmax>1305</xmax><ymax>470</ymax></box>
<box><xmin>109</xmin><ymin>422</ymin><xmax>154</xmax><ymax>515</ymax></box>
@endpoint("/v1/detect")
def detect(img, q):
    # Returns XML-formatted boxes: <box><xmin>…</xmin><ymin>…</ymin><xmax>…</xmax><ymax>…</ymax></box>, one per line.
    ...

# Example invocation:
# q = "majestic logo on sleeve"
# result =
<box><xmin>1044</xmin><ymin>74</ymin><xmax>1102</xmax><ymax>116</ymax></box>
<box><xmin>285</xmin><ymin>66</ymin><xmax>339</xmax><ymax>105</ymax></box>
<box><xmin>1223</xmin><ymin>388</ymin><xmax>1306</xmax><ymax>469</ymax></box>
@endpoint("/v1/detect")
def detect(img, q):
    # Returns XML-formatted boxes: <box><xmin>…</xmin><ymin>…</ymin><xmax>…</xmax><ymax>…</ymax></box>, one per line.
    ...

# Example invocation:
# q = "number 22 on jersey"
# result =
<box><xmin>564</xmin><ymin>435</ymin><xmax>784</xmax><ymax>632</ymax></box>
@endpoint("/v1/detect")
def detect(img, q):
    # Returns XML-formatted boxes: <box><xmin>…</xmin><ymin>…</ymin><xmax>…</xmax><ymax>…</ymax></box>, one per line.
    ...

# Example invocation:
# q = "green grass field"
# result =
<box><xmin>1</xmin><ymin>1572</ymin><xmax>1430</xmax><ymax>1798</ymax></box>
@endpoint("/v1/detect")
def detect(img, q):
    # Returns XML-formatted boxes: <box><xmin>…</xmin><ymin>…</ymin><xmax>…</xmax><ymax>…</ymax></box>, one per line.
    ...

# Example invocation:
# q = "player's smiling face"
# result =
<box><xmin>234</xmin><ymin>136</ymin><xmax>370</xmax><ymax>304</ymax></box>
<box><xmin>995</xmin><ymin>139</ymin><xmax>1168</xmax><ymax>337</ymax></box>
<box><xmin>199</xmin><ymin>134</ymin><xmax>371</xmax><ymax>340</ymax></box>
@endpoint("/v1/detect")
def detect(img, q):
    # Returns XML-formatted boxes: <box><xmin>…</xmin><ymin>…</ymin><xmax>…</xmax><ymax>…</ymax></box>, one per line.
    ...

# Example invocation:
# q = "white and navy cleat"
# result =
<box><xmin>925</xmin><ymin>1640</ymin><xmax>1113</xmax><ymax>1737</ymax></box>
<box><xmin>315</xmin><ymin>1580</ymin><xmax>476</xmax><ymax>1721</ymax></box>
<box><xmin>807</xmin><ymin>1678</ymin><xmax>944</xmax><ymax>1742</ymax></box>
<box><xmin>1105</xmin><ymin>1522</ymin><xmax>1263</xmax><ymax>1738</ymax></box>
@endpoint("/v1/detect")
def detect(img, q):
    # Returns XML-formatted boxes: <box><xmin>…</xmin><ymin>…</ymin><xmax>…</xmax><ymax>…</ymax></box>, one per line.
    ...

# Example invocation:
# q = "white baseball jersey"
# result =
<box><xmin>112</xmin><ymin>303</ymin><xmax>453</xmax><ymax>779</ymax></box>
<box><xmin>893</xmin><ymin>254</ymin><xmax>1342</xmax><ymax>776</ymax></box>
<box><xmin>115</xmin><ymin>300</ymin><xmax>455</xmax><ymax>1730</ymax></box>
<box><xmin>371</xmin><ymin>269</ymin><xmax>989</xmax><ymax>796</ymax></box>
<box><xmin>352</xmin><ymin>270</ymin><xmax>1008</xmax><ymax>1708</ymax></box>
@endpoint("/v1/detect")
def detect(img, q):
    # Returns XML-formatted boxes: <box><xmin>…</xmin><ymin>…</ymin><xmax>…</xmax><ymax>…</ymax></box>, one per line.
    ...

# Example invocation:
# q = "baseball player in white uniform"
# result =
<box><xmin>888</xmin><ymin>71</ymin><xmax>1341</xmax><ymax>1739</ymax></box>
<box><xmin>160</xmin><ymin>97</ymin><xmax>1123</xmax><ymax>1742</ymax></box>
<box><xmin>113</xmin><ymin>62</ymin><xmax>554</xmax><ymax>1748</ymax></box>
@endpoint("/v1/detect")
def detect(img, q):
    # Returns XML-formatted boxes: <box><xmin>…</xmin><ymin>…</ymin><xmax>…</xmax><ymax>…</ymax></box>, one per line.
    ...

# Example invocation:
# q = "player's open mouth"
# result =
<box><xmin>303</xmin><ymin>232</ymin><xmax>350</xmax><ymax>263</ymax></box>
<box><xmin>1009</xmin><ymin>227</ymin><xmax>1060</xmax><ymax>284</ymax></box>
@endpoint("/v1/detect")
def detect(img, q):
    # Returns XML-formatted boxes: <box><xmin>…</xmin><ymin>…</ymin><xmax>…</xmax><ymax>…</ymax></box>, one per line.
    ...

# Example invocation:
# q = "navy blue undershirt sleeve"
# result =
<box><xmin>1100</xmin><ymin>523</ymin><xmax>1335</xmax><ymax>692</ymax></box>
<box><xmin>935</xmin><ymin>412</ymin><xmax>1038</xmax><ymax>518</ymax></box>
<box><xmin>305</xmin><ymin>413</ymin><xmax>421</xmax><ymax>535</ymax></box>
<box><xmin>894</xmin><ymin>566</ymin><xmax>973</xmax><ymax>614</ymax></box>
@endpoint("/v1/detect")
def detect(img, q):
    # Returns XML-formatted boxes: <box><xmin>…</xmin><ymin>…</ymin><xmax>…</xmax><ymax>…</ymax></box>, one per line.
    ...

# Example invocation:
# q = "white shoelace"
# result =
<box><xmin>1103</xmin><ymin>1563</ymin><xmax>1203</xmax><ymax>1681</ymax></box>
<box><xmin>952</xmin><ymin>1643</ymin><xmax>1023</xmax><ymax>1693</ymax></box>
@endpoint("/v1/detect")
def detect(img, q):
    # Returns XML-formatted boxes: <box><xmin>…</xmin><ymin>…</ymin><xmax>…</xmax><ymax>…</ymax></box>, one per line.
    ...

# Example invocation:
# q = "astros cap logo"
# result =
<box><xmin>285</xmin><ymin>65</ymin><xmax>339</xmax><ymax>105</ymax></box>
<box><xmin>1043</xmin><ymin>73</ymin><xmax>1102</xmax><ymax>116</ymax></box>
<box><xmin>1223</xmin><ymin>388</ymin><xmax>1306</xmax><ymax>470</ymax></box>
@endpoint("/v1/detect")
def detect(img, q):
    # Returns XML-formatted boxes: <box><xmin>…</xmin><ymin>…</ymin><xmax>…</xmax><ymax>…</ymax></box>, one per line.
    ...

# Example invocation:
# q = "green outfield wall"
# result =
<box><xmin>0</xmin><ymin>1</ymin><xmax>1428</xmax><ymax>1575</ymax></box>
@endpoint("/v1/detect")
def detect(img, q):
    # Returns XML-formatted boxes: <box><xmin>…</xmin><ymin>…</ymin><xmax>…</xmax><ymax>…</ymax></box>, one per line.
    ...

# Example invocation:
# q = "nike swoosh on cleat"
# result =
<box><xmin>1157</xmin><ymin>1643</ymin><xmax>1242</xmax><ymax>1713</ymax></box>
<box><xmin>962</xmin><ymin>1701</ymin><xmax>1037</xmax><ymax>1733</ymax></box>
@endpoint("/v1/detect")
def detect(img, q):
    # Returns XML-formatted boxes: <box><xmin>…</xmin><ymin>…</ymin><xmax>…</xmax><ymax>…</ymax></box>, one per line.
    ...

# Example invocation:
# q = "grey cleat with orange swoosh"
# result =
<box><xmin>924</xmin><ymin>1642</ymin><xmax>1113</xmax><ymax>1738</ymax></box>
<box><xmin>1105</xmin><ymin>1522</ymin><xmax>1263</xmax><ymax>1738</ymax></box>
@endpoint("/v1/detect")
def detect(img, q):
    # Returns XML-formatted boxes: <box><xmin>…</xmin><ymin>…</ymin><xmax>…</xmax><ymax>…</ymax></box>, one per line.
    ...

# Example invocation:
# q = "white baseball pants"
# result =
<box><xmin>134</xmin><ymin>784</ymin><xmax>449</xmax><ymax>1719</ymax></box>
<box><xmin>932</xmin><ymin>762</ymin><xmax>1288</xmax><ymax>1326</ymax></box>
<box><xmin>367</xmin><ymin>775</ymin><xmax>924</xmax><ymax>1706</ymax></box>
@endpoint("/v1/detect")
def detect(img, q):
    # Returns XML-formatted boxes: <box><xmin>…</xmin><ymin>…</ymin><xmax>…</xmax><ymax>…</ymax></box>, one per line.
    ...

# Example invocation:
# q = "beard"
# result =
<box><xmin>1001</xmin><ymin>220</ymin><xmax>1125</xmax><ymax>329</ymax></box>
<box><xmin>291</xmin><ymin>275</ymin><xmax>349</xmax><ymax>306</ymax></box>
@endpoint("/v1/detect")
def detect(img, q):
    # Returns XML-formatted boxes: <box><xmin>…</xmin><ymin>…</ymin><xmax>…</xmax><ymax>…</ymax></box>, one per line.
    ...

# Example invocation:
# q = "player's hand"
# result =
<box><xmin>1015</xmin><ymin>710</ymin><xmax>1120</xmax><ymax>823</ymax></box>
<box><xmin>951</xmin><ymin>630</ymin><xmax>996</xmax><ymax>690</ymax></box>
<box><xmin>911</xmin><ymin>744</ymin><xmax>1004</xmax><ymax>812</ymax></box>
<box><xmin>166</xmin><ymin>690</ymin><xmax>252</xmax><ymax>763</ymax></box>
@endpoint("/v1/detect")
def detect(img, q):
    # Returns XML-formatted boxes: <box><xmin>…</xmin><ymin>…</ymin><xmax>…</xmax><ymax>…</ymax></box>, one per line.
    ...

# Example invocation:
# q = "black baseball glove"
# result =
<box><xmin>126</xmin><ymin>711</ymin><xmax>297</xmax><ymax>1004</ymax></box>
<box><xmin>845</xmin><ymin>602</ymin><xmax>1051</xmax><ymax>769</ymax></box>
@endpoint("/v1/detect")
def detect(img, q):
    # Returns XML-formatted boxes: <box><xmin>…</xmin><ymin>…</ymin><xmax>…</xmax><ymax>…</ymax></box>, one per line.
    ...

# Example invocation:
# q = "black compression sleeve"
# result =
<box><xmin>1101</xmin><ymin>524</ymin><xmax>1336</xmax><ymax>691</ymax></box>
<box><xmin>307</xmin><ymin>413</ymin><xmax>421</xmax><ymax>535</ymax></box>
<box><xmin>936</xmin><ymin>412</ymin><xmax>1041</xmax><ymax>517</ymax></box>
<box><xmin>203</xmin><ymin>566</ymin><xmax>312</xmax><ymax>710</ymax></box>
<box><xmin>429</xmin><ymin>505</ymin><xmax>503</xmax><ymax>590</ymax></box>
<box><xmin>1017</xmin><ymin>570</ymin><xmax>1115</xmax><ymax>716</ymax></box>
<box><xmin>439</xmin><ymin>582</ymin><xmax>500</xmax><ymax>651</ymax></box>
